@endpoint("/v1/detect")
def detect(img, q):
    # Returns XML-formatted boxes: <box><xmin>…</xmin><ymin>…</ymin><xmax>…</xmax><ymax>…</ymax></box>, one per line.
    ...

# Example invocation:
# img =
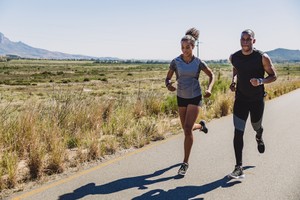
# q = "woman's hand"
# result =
<box><xmin>167</xmin><ymin>83</ymin><xmax>176</xmax><ymax>91</ymax></box>
<box><xmin>203</xmin><ymin>90</ymin><xmax>212</xmax><ymax>98</ymax></box>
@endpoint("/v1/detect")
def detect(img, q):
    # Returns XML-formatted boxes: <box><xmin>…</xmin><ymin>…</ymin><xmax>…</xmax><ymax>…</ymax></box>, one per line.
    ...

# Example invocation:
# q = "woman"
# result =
<box><xmin>165</xmin><ymin>27</ymin><xmax>215</xmax><ymax>176</ymax></box>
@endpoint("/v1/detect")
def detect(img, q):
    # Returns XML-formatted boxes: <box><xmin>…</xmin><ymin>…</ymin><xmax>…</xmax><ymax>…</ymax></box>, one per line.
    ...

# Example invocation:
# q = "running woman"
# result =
<box><xmin>228</xmin><ymin>29</ymin><xmax>277</xmax><ymax>179</ymax></box>
<box><xmin>165</xmin><ymin>27</ymin><xmax>215</xmax><ymax>176</ymax></box>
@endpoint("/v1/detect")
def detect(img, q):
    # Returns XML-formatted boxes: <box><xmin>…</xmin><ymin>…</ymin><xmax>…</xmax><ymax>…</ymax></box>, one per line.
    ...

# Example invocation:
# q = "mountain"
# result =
<box><xmin>1</xmin><ymin>32</ymin><xmax>299</xmax><ymax>62</ymax></box>
<box><xmin>266</xmin><ymin>48</ymin><xmax>300</xmax><ymax>62</ymax></box>
<box><xmin>0</xmin><ymin>32</ymin><xmax>118</xmax><ymax>60</ymax></box>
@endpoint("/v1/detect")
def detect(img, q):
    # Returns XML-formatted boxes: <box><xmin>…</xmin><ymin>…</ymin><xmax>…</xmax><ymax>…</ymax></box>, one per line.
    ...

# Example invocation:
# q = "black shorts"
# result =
<box><xmin>177</xmin><ymin>95</ymin><xmax>202</xmax><ymax>107</ymax></box>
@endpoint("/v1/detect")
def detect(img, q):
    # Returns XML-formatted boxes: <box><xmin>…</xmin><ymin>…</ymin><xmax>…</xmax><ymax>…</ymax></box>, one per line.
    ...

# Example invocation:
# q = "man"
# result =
<box><xmin>228</xmin><ymin>29</ymin><xmax>277</xmax><ymax>179</ymax></box>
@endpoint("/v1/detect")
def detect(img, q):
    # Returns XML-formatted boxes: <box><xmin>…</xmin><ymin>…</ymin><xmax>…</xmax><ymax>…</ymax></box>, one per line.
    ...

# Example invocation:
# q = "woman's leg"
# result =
<box><xmin>179</xmin><ymin>104</ymin><xmax>199</xmax><ymax>163</ymax></box>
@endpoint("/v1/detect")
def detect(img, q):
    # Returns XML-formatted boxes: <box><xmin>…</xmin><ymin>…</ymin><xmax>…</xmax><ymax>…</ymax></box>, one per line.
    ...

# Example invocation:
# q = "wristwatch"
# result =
<box><xmin>258</xmin><ymin>78</ymin><xmax>264</xmax><ymax>85</ymax></box>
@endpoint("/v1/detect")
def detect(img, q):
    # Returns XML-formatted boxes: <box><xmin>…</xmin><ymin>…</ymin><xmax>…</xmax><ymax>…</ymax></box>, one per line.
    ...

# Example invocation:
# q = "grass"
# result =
<box><xmin>0</xmin><ymin>60</ymin><xmax>299</xmax><ymax>194</ymax></box>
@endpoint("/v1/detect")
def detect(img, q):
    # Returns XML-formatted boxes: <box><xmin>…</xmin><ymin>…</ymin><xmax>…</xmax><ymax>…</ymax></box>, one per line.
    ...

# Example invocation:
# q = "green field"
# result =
<box><xmin>0</xmin><ymin>60</ymin><xmax>299</xmax><ymax>102</ymax></box>
<box><xmin>0</xmin><ymin>59</ymin><xmax>299</xmax><ymax>195</ymax></box>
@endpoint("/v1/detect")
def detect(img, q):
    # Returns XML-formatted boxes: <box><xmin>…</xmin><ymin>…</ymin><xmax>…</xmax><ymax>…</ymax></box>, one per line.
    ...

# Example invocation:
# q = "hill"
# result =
<box><xmin>0</xmin><ymin>32</ymin><xmax>118</xmax><ymax>60</ymax></box>
<box><xmin>1</xmin><ymin>32</ymin><xmax>299</xmax><ymax>62</ymax></box>
<box><xmin>266</xmin><ymin>48</ymin><xmax>300</xmax><ymax>62</ymax></box>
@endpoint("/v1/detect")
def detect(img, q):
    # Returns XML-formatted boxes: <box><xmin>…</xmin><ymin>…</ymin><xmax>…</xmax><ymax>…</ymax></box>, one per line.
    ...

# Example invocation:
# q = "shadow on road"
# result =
<box><xmin>133</xmin><ymin>166</ymin><xmax>255</xmax><ymax>200</ymax></box>
<box><xmin>58</xmin><ymin>165</ymin><xmax>255</xmax><ymax>200</ymax></box>
<box><xmin>58</xmin><ymin>163</ymin><xmax>181</xmax><ymax>200</ymax></box>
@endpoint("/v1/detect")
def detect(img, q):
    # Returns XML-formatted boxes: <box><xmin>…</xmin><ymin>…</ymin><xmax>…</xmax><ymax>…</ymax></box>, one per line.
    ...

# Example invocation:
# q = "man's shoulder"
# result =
<box><xmin>231</xmin><ymin>50</ymin><xmax>243</xmax><ymax>62</ymax></box>
<box><xmin>253</xmin><ymin>49</ymin><xmax>265</xmax><ymax>56</ymax></box>
<box><xmin>232</xmin><ymin>50</ymin><xmax>242</xmax><ymax>57</ymax></box>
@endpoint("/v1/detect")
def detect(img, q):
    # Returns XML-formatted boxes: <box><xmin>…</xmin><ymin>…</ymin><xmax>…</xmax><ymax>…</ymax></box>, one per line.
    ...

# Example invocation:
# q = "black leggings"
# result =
<box><xmin>233</xmin><ymin>99</ymin><xmax>264</xmax><ymax>166</ymax></box>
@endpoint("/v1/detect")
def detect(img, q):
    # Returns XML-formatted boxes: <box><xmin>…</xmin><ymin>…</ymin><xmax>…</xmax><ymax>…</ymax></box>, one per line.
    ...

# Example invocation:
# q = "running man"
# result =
<box><xmin>228</xmin><ymin>29</ymin><xmax>277</xmax><ymax>179</ymax></box>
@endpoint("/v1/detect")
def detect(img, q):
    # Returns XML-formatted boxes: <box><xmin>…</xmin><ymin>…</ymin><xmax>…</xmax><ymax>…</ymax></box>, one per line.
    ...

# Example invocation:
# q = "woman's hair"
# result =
<box><xmin>181</xmin><ymin>27</ymin><xmax>199</xmax><ymax>46</ymax></box>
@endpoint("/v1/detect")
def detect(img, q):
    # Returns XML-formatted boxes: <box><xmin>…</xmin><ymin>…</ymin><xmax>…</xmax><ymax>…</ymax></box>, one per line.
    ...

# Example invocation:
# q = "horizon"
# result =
<box><xmin>1</xmin><ymin>31</ymin><xmax>299</xmax><ymax>61</ymax></box>
<box><xmin>0</xmin><ymin>0</ymin><xmax>300</xmax><ymax>60</ymax></box>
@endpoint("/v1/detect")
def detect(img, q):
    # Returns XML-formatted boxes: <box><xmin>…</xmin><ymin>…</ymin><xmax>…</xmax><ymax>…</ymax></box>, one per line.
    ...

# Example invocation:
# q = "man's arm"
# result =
<box><xmin>229</xmin><ymin>54</ymin><xmax>237</xmax><ymax>91</ymax></box>
<box><xmin>262</xmin><ymin>53</ymin><xmax>277</xmax><ymax>84</ymax></box>
<box><xmin>250</xmin><ymin>53</ymin><xmax>277</xmax><ymax>87</ymax></box>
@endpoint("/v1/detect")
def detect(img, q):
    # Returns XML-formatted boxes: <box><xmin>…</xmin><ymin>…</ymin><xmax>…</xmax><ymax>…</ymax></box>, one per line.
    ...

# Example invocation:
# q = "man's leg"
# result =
<box><xmin>250</xmin><ymin>99</ymin><xmax>265</xmax><ymax>153</ymax></box>
<box><xmin>228</xmin><ymin>99</ymin><xmax>249</xmax><ymax>179</ymax></box>
<box><xmin>233</xmin><ymin>99</ymin><xmax>249</xmax><ymax>166</ymax></box>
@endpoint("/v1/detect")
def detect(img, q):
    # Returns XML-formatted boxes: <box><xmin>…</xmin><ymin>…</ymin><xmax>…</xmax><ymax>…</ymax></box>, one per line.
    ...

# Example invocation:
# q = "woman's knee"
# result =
<box><xmin>183</xmin><ymin>124</ymin><xmax>193</xmax><ymax>134</ymax></box>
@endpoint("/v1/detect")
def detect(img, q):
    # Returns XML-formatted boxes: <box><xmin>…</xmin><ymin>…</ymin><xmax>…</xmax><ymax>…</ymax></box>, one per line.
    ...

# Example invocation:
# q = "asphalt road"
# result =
<box><xmin>10</xmin><ymin>89</ymin><xmax>300</xmax><ymax>200</ymax></box>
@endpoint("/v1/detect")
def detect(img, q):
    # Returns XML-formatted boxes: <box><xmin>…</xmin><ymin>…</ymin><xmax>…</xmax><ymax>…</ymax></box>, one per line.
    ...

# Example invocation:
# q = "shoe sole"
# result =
<box><xmin>178</xmin><ymin>172</ymin><xmax>187</xmax><ymax>176</ymax></box>
<box><xmin>227</xmin><ymin>174</ymin><xmax>245</xmax><ymax>179</ymax></box>
<box><xmin>178</xmin><ymin>170</ymin><xmax>188</xmax><ymax>176</ymax></box>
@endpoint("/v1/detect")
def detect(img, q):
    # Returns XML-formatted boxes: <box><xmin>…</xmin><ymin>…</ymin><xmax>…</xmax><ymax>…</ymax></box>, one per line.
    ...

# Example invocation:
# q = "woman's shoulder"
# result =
<box><xmin>174</xmin><ymin>55</ymin><xmax>182</xmax><ymax>62</ymax></box>
<box><xmin>194</xmin><ymin>57</ymin><xmax>206</xmax><ymax>66</ymax></box>
<box><xmin>169</xmin><ymin>57</ymin><xmax>180</xmax><ymax>69</ymax></box>
<box><xmin>194</xmin><ymin>56</ymin><xmax>202</xmax><ymax>63</ymax></box>
<box><xmin>171</xmin><ymin>55</ymin><xmax>184</xmax><ymax>66</ymax></box>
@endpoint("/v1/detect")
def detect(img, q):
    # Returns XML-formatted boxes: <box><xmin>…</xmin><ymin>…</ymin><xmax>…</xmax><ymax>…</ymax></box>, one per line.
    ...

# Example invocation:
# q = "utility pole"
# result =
<box><xmin>196</xmin><ymin>40</ymin><xmax>199</xmax><ymax>58</ymax></box>
<box><xmin>196</xmin><ymin>40</ymin><xmax>203</xmax><ymax>58</ymax></box>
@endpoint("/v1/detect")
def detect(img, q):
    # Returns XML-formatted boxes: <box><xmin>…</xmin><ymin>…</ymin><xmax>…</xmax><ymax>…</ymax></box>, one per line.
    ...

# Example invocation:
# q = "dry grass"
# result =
<box><xmin>0</xmin><ymin>60</ymin><xmax>299</xmax><ymax>195</ymax></box>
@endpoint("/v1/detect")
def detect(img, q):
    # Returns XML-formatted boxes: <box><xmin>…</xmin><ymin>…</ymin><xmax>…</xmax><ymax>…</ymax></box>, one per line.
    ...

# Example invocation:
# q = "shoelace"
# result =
<box><xmin>180</xmin><ymin>164</ymin><xmax>188</xmax><ymax>171</ymax></box>
<box><xmin>233</xmin><ymin>167</ymin><xmax>242</xmax><ymax>175</ymax></box>
<box><xmin>233</xmin><ymin>171</ymin><xmax>240</xmax><ymax>176</ymax></box>
<box><xmin>256</xmin><ymin>137</ymin><xmax>264</xmax><ymax>144</ymax></box>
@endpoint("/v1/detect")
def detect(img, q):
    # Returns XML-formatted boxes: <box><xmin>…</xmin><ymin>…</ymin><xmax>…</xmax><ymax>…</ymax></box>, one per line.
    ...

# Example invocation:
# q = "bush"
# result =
<box><xmin>161</xmin><ymin>95</ymin><xmax>177</xmax><ymax>115</ymax></box>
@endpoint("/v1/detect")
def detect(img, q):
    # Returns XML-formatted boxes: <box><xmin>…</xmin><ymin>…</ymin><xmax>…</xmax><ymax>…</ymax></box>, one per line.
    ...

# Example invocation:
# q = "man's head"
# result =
<box><xmin>240</xmin><ymin>29</ymin><xmax>256</xmax><ymax>54</ymax></box>
<box><xmin>241</xmin><ymin>29</ymin><xmax>255</xmax><ymax>38</ymax></box>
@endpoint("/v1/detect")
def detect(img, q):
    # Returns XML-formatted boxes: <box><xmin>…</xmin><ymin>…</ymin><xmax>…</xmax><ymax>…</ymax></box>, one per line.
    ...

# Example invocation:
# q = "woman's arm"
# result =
<box><xmin>202</xmin><ymin>64</ymin><xmax>215</xmax><ymax>98</ymax></box>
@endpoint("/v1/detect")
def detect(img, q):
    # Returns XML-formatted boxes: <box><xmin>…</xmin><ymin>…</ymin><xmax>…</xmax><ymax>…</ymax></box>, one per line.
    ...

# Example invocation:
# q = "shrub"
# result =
<box><xmin>161</xmin><ymin>95</ymin><xmax>177</xmax><ymax>115</ymax></box>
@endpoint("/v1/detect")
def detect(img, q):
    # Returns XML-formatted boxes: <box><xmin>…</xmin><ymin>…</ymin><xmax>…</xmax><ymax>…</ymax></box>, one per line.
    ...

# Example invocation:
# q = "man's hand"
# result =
<box><xmin>230</xmin><ymin>82</ymin><xmax>236</xmax><ymax>92</ymax></box>
<box><xmin>250</xmin><ymin>78</ymin><xmax>263</xmax><ymax>87</ymax></box>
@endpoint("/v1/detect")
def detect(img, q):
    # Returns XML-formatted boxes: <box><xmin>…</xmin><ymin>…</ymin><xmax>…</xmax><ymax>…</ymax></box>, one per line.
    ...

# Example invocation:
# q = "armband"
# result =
<box><xmin>258</xmin><ymin>78</ymin><xmax>264</xmax><ymax>85</ymax></box>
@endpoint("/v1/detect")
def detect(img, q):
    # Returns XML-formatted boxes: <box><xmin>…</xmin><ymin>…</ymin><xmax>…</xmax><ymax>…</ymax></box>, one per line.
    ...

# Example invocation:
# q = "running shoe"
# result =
<box><xmin>199</xmin><ymin>120</ymin><xmax>208</xmax><ymax>134</ymax></box>
<box><xmin>256</xmin><ymin>128</ymin><xmax>265</xmax><ymax>153</ymax></box>
<box><xmin>178</xmin><ymin>162</ymin><xmax>189</xmax><ymax>176</ymax></box>
<box><xmin>228</xmin><ymin>165</ymin><xmax>245</xmax><ymax>179</ymax></box>
<box><xmin>256</xmin><ymin>137</ymin><xmax>265</xmax><ymax>153</ymax></box>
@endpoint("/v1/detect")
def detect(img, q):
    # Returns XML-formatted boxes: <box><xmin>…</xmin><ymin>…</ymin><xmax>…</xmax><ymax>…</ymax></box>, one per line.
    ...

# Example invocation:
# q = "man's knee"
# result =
<box><xmin>234</xmin><ymin>129</ymin><xmax>244</xmax><ymax>135</ymax></box>
<box><xmin>234</xmin><ymin>115</ymin><xmax>246</xmax><ymax>132</ymax></box>
<box><xmin>251</xmin><ymin>119</ymin><xmax>263</xmax><ymax>132</ymax></box>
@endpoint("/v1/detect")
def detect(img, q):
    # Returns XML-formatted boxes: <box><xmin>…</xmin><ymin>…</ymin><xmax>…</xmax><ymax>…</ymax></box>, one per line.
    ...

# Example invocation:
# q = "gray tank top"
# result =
<box><xmin>170</xmin><ymin>56</ymin><xmax>206</xmax><ymax>98</ymax></box>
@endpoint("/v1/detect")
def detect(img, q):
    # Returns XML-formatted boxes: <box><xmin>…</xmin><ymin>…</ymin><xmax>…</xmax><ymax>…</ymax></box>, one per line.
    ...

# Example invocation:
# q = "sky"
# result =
<box><xmin>0</xmin><ymin>0</ymin><xmax>300</xmax><ymax>60</ymax></box>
